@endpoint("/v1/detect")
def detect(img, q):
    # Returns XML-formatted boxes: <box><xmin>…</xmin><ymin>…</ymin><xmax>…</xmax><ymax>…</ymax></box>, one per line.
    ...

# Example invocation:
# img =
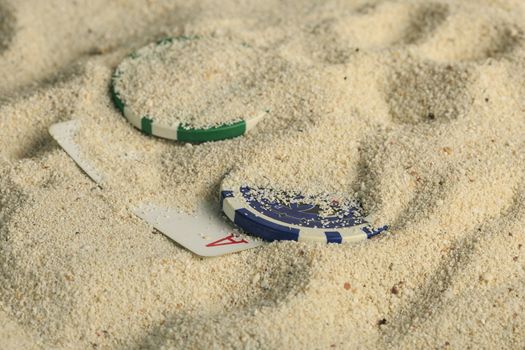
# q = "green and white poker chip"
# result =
<box><xmin>111</xmin><ymin>36</ymin><xmax>268</xmax><ymax>143</ymax></box>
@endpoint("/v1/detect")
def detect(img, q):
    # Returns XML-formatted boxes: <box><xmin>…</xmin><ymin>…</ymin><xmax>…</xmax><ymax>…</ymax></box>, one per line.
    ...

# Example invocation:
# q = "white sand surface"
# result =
<box><xmin>1</xmin><ymin>0</ymin><xmax>525</xmax><ymax>348</ymax></box>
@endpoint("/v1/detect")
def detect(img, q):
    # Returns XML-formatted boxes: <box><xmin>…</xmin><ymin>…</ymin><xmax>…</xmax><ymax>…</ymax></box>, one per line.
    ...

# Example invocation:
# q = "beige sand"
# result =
<box><xmin>1</xmin><ymin>0</ymin><xmax>525</xmax><ymax>348</ymax></box>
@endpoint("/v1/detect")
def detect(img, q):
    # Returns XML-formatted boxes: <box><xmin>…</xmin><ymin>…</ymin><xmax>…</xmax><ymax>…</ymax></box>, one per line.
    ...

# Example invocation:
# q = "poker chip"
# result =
<box><xmin>220</xmin><ymin>184</ymin><xmax>388</xmax><ymax>243</ymax></box>
<box><xmin>111</xmin><ymin>36</ymin><xmax>268</xmax><ymax>143</ymax></box>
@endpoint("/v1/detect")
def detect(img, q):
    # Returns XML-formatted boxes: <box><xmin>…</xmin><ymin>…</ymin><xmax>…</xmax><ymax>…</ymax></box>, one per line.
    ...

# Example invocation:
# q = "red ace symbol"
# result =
<box><xmin>206</xmin><ymin>234</ymin><xmax>248</xmax><ymax>247</ymax></box>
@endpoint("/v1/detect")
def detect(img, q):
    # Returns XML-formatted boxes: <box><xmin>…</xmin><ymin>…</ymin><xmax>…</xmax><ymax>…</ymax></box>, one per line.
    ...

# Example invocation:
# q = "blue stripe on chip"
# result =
<box><xmin>325</xmin><ymin>231</ymin><xmax>342</xmax><ymax>243</ymax></box>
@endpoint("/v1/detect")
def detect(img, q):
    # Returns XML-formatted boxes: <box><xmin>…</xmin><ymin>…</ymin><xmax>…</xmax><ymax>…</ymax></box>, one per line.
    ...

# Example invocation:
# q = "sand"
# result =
<box><xmin>0</xmin><ymin>0</ymin><xmax>524</xmax><ymax>348</ymax></box>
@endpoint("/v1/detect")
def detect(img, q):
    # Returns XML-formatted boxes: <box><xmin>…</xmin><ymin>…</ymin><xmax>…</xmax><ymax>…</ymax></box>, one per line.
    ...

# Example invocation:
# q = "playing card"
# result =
<box><xmin>135</xmin><ymin>203</ymin><xmax>263</xmax><ymax>257</ymax></box>
<box><xmin>49</xmin><ymin>120</ymin><xmax>264</xmax><ymax>257</ymax></box>
<box><xmin>48</xmin><ymin>120</ymin><xmax>105</xmax><ymax>185</ymax></box>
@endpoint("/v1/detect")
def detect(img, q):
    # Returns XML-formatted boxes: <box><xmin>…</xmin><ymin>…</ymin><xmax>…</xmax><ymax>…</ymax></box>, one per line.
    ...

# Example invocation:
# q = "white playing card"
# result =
<box><xmin>49</xmin><ymin>120</ymin><xmax>264</xmax><ymax>257</ymax></box>
<box><xmin>49</xmin><ymin>120</ymin><xmax>105</xmax><ymax>185</ymax></box>
<box><xmin>135</xmin><ymin>203</ymin><xmax>263</xmax><ymax>257</ymax></box>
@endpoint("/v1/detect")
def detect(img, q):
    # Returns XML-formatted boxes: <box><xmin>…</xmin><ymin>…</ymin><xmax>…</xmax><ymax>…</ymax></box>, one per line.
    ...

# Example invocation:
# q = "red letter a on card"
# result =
<box><xmin>206</xmin><ymin>234</ymin><xmax>248</xmax><ymax>247</ymax></box>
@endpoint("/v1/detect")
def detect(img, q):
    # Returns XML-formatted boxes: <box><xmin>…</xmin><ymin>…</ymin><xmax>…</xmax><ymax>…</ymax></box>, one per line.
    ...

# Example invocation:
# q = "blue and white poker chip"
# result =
<box><xmin>220</xmin><ymin>184</ymin><xmax>387</xmax><ymax>243</ymax></box>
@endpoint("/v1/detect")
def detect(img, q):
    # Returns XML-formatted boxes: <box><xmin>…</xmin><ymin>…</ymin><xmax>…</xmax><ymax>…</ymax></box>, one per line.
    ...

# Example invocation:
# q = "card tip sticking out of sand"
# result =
<box><xmin>135</xmin><ymin>203</ymin><xmax>263</xmax><ymax>257</ymax></box>
<box><xmin>49</xmin><ymin>120</ymin><xmax>106</xmax><ymax>185</ymax></box>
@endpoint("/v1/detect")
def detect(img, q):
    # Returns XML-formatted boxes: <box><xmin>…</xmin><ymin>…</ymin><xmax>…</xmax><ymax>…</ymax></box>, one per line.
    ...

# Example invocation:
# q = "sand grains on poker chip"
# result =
<box><xmin>220</xmin><ymin>183</ymin><xmax>388</xmax><ymax>243</ymax></box>
<box><xmin>111</xmin><ymin>36</ymin><xmax>269</xmax><ymax>142</ymax></box>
